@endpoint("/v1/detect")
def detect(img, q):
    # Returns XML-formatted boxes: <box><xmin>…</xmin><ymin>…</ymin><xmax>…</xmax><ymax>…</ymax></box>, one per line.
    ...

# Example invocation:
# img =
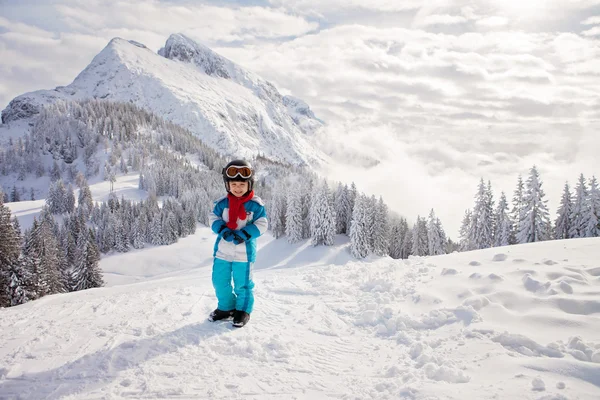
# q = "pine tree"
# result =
<box><xmin>65</xmin><ymin>184</ymin><xmax>76</xmax><ymax>214</ymax></box>
<box><xmin>584</xmin><ymin>176</ymin><xmax>600</xmax><ymax>237</ymax></box>
<box><xmin>310</xmin><ymin>182</ymin><xmax>335</xmax><ymax>246</ymax></box>
<box><xmin>269</xmin><ymin>190</ymin><xmax>287</xmax><ymax>239</ymax></box>
<box><xmin>554</xmin><ymin>182</ymin><xmax>573</xmax><ymax>240</ymax></box>
<box><xmin>388</xmin><ymin>220</ymin><xmax>403</xmax><ymax>259</ymax></box>
<box><xmin>285</xmin><ymin>187</ymin><xmax>303</xmax><ymax>244</ymax></box>
<box><xmin>569</xmin><ymin>174</ymin><xmax>588</xmax><ymax>239</ymax></box>
<box><xmin>346</xmin><ymin>182</ymin><xmax>357</xmax><ymax>236</ymax></box>
<box><xmin>365</xmin><ymin>195</ymin><xmax>377</xmax><ymax>253</ymax></box>
<box><xmin>470</xmin><ymin>179</ymin><xmax>494</xmax><ymax>249</ymax></box>
<box><xmin>486</xmin><ymin>180</ymin><xmax>496</xmax><ymax>244</ymax></box>
<box><xmin>78</xmin><ymin>180</ymin><xmax>94</xmax><ymax>218</ymax></box>
<box><xmin>516</xmin><ymin>166</ymin><xmax>551</xmax><ymax>243</ymax></box>
<box><xmin>132</xmin><ymin>216</ymin><xmax>146</xmax><ymax>249</ymax></box>
<box><xmin>0</xmin><ymin>192</ymin><xmax>22</xmax><ymax>307</ymax></box>
<box><xmin>494</xmin><ymin>192</ymin><xmax>512</xmax><ymax>247</ymax></box>
<box><xmin>372</xmin><ymin>197</ymin><xmax>389</xmax><ymax>256</ymax></box>
<box><xmin>11</xmin><ymin>185</ymin><xmax>20</xmax><ymax>202</ymax></box>
<box><xmin>350</xmin><ymin>195</ymin><xmax>370</xmax><ymax>258</ymax></box>
<box><xmin>72</xmin><ymin>228</ymin><xmax>104</xmax><ymax>290</ymax></box>
<box><xmin>427</xmin><ymin>209</ymin><xmax>445</xmax><ymax>256</ymax></box>
<box><xmin>411</xmin><ymin>216</ymin><xmax>428</xmax><ymax>256</ymax></box>
<box><xmin>511</xmin><ymin>175</ymin><xmax>525</xmax><ymax>244</ymax></box>
<box><xmin>459</xmin><ymin>209</ymin><xmax>474</xmax><ymax>251</ymax></box>
<box><xmin>334</xmin><ymin>184</ymin><xmax>352</xmax><ymax>234</ymax></box>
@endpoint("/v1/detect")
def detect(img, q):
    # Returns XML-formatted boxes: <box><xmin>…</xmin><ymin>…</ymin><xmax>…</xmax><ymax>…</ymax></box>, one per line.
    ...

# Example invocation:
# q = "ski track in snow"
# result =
<box><xmin>1</xmin><ymin>236</ymin><xmax>600</xmax><ymax>399</ymax></box>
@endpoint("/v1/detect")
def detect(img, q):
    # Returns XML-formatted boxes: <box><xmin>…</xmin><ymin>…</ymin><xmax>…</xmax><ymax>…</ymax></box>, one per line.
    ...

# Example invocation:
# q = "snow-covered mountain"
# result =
<box><xmin>1</xmin><ymin>34</ymin><xmax>325</xmax><ymax>166</ymax></box>
<box><xmin>3</xmin><ymin>179</ymin><xmax>600</xmax><ymax>399</ymax></box>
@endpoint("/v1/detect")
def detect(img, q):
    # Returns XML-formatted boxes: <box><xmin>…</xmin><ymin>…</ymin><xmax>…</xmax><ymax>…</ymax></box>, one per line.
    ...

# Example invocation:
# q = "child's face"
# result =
<box><xmin>229</xmin><ymin>181</ymin><xmax>249</xmax><ymax>197</ymax></box>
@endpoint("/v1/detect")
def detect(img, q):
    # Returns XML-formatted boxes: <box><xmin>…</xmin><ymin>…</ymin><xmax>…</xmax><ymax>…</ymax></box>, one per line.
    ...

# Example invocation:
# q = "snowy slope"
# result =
<box><xmin>2</xmin><ymin>187</ymin><xmax>600</xmax><ymax>399</ymax></box>
<box><xmin>1</xmin><ymin>34</ymin><xmax>325</xmax><ymax>166</ymax></box>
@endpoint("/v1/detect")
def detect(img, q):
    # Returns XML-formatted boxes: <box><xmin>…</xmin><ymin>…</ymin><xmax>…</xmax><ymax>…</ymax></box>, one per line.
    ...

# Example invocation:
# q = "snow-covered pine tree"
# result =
<box><xmin>516</xmin><ymin>166</ymin><xmax>552</xmax><ymax>243</ymax></box>
<box><xmin>388</xmin><ymin>217</ymin><xmax>409</xmax><ymax>259</ymax></box>
<box><xmin>458</xmin><ymin>209</ymin><xmax>474</xmax><ymax>251</ymax></box>
<box><xmin>301</xmin><ymin>179</ymin><xmax>313</xmax><ymax>239</ymax></box>
<box><xmin>569</xmin><ymin>174</ymin><xmax>588</xmax><ymax>239</ymax></box>
<box><xmin>65</xmin><ymin>184</ymin><xmax>76</xmax><ymax>214</ymax></box>
<box><xmin>334</xmin><ymin>184</ymin><xmax>352</xmax><ymax>234</ymax></box>
<box><xmin>470</xmin><ymin>178</ymin><xmax>494</xmax><ymax>249</ymax></box>
<box><xmin>78</xmin><ymin>179</ymin><xmax>94</xmax><ymax>218</ymax></box>
<box><xmin>11</xmin><ymin>185</ymin><xmax>20</xmax><ymax>202</ymax></box>
<box><xmin>554</xmin><ymin>182</ymin><xmax>573</xmax><ymax>240</ymax></box>
<box><xmin>71</xmin><ymin>228</ymin><xmax>104</xmax><ymax>291</ymax></box>
<box><xmin>486</xmin><ymin>180</ymin><xmax>496</xmax><ymax>244</ymax></box>
<box><xmin>584</xmin><ymin>176</ymin><xmax>600</xmax><ymax>237</ymax></box>
<box><xmin>388</xmin><ymin>219</ymin><xmax>402</xmax><ymax>259</ymax></box>
<box><xmin>427</xmin><ymin>209</ymin><xmax>445</xmax><ymax>256</ymax></box>
<box><xmin>350</xmin><ymin>194</ymin><xmax>370</xmax><ymax>258</ymax></box>
<box><xmin>310</xmin><ymin>182</ymin><xmax>335</xmax><ymax>246</ymax></box>
<box><xmin>269</xmin><ymin>190</ymin><xmax>287</xmax><ymax>239</ymax></box>
<box><xmin>285</xmin><ymin>187</ymin><xmax>303</xmax><ymax>244</ymax></box>
<box><xmin>366</xmin><ymin>195</ymin><xmax>377</xmax><ymax>253</ymax></box>
<box><xmin>494</xmin><ymin>192</ymin><xmax>512</xmax><ymax>247</ymax></box>
<box><xmin>132</xmin><ymin>215</ymin><xmax>146</xmax><ymax>249</ymax></box>
<box><xmin>346</xmin><ymin>182</ymin><xmax>357</xmax><ymax>236</ymax></box>
<box><xmin>436</xmin><ymin>218</ymin><xmax>447</xmax><ymax>253</ymax></box>
<box><xmin>372</xmin><ymin>197</ymin><xmax>390</xmax><ymax>256</ymax></box>
<box><xmin>50</xmin><ymin>160</ymin><xmax>61</xmax><ymax>182</ymax></box>
<box><xmin>8</xmin><ymin>257</ymin><xmax>30</xmax><ymax>306</ymax></box>
<box><xmin>511</xmin><ymin>175</ymin><xmax>525</xmax><ymax>244</ymax></box>
<box><xmin>0</xmin><ymin>192</ymin><xmax>22</xmax><ymax>307</ymax></box>
<box><xmin>21</xmin><ymin>212</ymin><xmax>63</xmax><ymax>298</ymax></box>
<box><xmin>411</xmin><ymin>216</ymin><xmax>428</xmax><ymax>256</ymax></box>
<box><xmin>401</xmin><ymin>220</ymin><xmax>413</xmax><ymax>258</ymax></box>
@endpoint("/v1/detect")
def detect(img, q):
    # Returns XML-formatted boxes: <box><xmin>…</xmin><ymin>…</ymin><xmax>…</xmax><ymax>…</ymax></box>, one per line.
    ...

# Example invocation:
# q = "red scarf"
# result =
<box><xmin>227</xmin><ymin>191</ymin><xmax>254</xmax><ymax>230</ymax></box>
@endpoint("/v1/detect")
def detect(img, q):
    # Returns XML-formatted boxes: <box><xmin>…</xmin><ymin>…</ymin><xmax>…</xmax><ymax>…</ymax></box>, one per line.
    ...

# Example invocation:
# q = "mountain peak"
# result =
<box><xmin>158</xmin><ymin>33</ymin><xmax>230</xmax><ymax>79</ymax></box>
<box><xmin>1</xmin><ymin>34</ymin><xmax>325</xmax><ymax>166</ymax></box>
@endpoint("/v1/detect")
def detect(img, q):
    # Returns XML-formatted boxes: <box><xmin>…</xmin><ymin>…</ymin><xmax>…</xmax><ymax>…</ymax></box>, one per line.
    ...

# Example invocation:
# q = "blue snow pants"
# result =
<box><xmin>212</xmin><ymin>258</ymin><xmax>255</xmax><ymax>313</ymax></box>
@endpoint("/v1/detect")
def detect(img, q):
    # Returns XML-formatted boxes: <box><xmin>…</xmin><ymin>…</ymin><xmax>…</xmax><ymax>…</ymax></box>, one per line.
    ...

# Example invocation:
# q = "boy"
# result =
<box><xmin>208</xmin><ymin>159</ymin><xmax>268</xmax><ymax>327</ymax></box>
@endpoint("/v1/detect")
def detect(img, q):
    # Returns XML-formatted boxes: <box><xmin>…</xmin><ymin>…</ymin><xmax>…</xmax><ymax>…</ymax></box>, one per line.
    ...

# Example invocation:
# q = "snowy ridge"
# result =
<box><xmin>1</xmin><ymin>34</ymin><xmax>325</xmax><ymax>166</ymax></box>
<box><xmin>1</xmin><ymin>192</ymin><xmax>599</xmax><ymax>400</ymax></box>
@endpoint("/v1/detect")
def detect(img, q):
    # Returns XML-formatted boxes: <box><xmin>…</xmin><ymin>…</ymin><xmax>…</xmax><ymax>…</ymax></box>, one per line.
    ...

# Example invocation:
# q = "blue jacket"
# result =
<box><xmin>209</xmin><ymin>195</ymin><xmax>268</xmax><ymax>262</ymax></box>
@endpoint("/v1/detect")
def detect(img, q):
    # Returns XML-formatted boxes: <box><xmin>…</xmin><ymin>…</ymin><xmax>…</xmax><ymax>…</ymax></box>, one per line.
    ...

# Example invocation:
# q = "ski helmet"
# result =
<box><xmin>222</xmin><ymin>159</ymin><xmax>255</xmax><ymax>194</ymax></box>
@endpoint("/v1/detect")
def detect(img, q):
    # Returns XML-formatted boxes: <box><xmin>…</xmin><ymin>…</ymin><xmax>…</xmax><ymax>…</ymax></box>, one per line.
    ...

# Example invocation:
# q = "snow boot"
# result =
<box><xmin>208</xmin><ymin>308</ymin><xmax>234</xmax><ymax>322</ymax></box>
<box><xmin>232</xmin><ymin>310</ymin><xmax>250</xmax><ymax>328</ymax></box>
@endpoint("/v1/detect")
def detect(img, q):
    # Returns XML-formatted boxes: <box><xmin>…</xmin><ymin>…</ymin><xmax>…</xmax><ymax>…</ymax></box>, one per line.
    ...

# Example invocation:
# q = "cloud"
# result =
<box><xmin>476</xmin><ymin>16</ymin><xmax>509</xmax><ymax>27</ymax></box>
<box><xmin>582</xmin><ymin>26</ymin><xmax>600</xmax><ymax>36</ymax></box>
<box><xmin>581</xmin><ymin>15</ymin><xmax>600</xmax><ymax>24</ymax></box>
<box><xmin>419</xmin><ymin>14</ymin><xmax>468</xmax><ymax>26</ymax></box>
<box><xmin>2</xmin><ymin>0</ymin><xmax>600</xmax><ymax>235</ymax></box>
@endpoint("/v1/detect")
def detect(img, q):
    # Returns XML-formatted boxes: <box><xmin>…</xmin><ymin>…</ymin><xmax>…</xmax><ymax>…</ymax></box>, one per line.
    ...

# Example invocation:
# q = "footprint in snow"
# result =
<box><xmin>492</xmin><ymin>254</ymin><xmax>508</xmax><ymax>262</ymax></box>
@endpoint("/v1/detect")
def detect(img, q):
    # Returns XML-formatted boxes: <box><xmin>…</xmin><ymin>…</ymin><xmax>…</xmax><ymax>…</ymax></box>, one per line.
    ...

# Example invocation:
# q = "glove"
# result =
<box><xmin>220</xmin><ymin>227</ymin><xmax>235</xmax><ymax>242</ymax></box>
<box><xmin>232</xmin><ymin>229</ymin><xmax>252</xmax><ymax>244</ymax></box>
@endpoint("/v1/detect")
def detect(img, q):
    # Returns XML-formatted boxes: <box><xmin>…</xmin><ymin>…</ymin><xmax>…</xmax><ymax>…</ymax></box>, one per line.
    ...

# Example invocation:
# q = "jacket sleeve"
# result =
<box><xmin>240</xmin><ymin>204</ymin><xmax>268</xmax><ymax>239</ymax></box>
<box><xmin>209</xmin><ymin>199</ymin><xmax>227</xmax><ymax>234</ymax></box>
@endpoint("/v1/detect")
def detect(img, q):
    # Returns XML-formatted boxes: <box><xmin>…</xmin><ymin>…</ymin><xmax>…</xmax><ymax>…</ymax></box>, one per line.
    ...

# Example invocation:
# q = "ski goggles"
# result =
<box><xmin>225</xmin><ymin>165</ymin><xmax>253</xmax><ymax>179</ymax></box>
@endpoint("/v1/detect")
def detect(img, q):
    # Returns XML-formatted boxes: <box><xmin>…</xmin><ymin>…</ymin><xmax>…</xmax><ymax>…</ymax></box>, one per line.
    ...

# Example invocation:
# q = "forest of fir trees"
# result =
<box><xmin>6</xmin><ymin>99</ymin><xmax>597</xmax><ymax>308</ymax></box>
<box><xmin>458</xmin><ymin>165</ymin><xmax>600</xmax><ymax>251</ymax></box>
<box><xmin>0</xmin><ymin>99</ymin><xmax>443</xmax><ymax>308</ymax></box>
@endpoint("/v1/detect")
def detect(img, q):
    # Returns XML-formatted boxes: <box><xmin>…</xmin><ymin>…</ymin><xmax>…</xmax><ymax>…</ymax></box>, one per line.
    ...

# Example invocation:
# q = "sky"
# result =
<box><xmin>1</xmin><ymin>0</ymin><xmax>600</xmax><ymax>236</ymax></box>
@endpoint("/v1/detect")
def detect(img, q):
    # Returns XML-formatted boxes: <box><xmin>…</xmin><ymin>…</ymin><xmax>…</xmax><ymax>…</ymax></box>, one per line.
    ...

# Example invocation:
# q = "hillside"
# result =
<box><xmin>2</xmin><ymin>186</ymin><xmax>599</xmax><ymax>399</ymax></box>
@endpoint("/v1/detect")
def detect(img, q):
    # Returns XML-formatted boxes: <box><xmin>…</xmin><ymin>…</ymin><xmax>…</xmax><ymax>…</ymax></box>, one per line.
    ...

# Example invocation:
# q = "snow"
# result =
<box><xmin>2</xmin><ymin>178</ymin><xmax>600</xmax><ymax>399</ymax></box>
<box><xmin>1</xmin><ymin>234</ymin><xmax>600</xmax><ymax>398</ymax></box>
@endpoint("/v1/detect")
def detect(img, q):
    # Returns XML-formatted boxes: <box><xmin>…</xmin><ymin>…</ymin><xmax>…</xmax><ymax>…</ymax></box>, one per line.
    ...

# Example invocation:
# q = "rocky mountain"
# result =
<box><xmin>1</xmin><ymin>34</ymin><xmax>326</xmax><ymax>166</ymax></box>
